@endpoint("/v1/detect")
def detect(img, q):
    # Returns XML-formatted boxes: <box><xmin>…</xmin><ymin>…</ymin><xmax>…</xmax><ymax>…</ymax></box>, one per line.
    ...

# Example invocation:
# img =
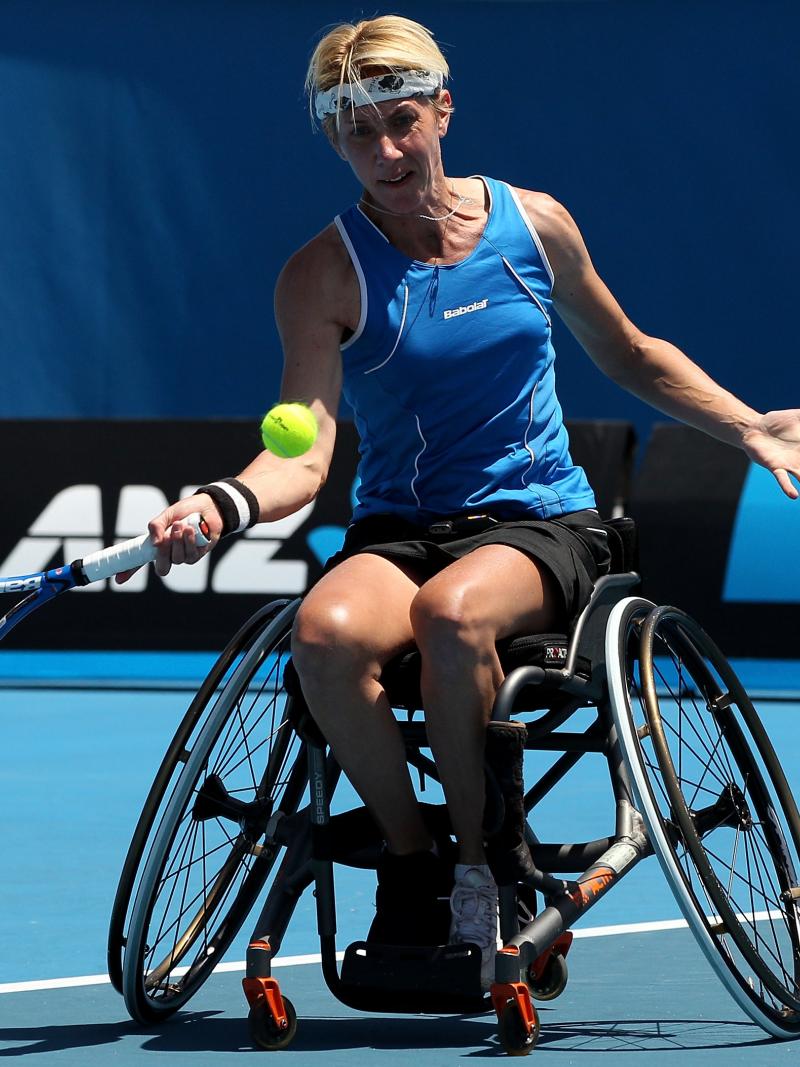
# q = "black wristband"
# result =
<box><xmin>196</xmin><ymin>478</ymin><xmax>259</xmax><ymax>537</ymax></box>
<box><xmin>219</xmin><ymin>477</ymin><xmax>260</xmax><ymax>527</ymax></box>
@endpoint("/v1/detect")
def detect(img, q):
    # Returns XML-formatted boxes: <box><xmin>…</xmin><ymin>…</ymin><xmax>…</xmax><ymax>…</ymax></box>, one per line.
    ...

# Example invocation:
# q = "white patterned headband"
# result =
<box><xmin>314</xmin><ymin>69</ymin><xmax>445</xmax><ymax>121</ymax></box>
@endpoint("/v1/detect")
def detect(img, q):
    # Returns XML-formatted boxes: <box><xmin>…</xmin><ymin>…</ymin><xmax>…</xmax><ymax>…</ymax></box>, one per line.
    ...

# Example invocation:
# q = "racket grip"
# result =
<box><xmin>79</xmin><ymin>513</ymin><xmax>211</xmax><ymax>583</ymax></box>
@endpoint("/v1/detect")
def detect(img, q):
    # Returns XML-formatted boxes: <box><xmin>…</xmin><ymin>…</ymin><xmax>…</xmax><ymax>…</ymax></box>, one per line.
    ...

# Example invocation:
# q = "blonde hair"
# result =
<box><xmin>305</xmin><ymin>15</ymin><xmax>453</xmax><ymax>135</ymax></box>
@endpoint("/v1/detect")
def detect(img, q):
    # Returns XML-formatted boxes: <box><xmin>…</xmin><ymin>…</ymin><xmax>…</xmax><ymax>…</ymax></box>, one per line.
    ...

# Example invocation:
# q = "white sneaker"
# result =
<box><xmin>449</xmin><ymin>863</ymin><xmax>499</xmax><ymax>991</ymax></box>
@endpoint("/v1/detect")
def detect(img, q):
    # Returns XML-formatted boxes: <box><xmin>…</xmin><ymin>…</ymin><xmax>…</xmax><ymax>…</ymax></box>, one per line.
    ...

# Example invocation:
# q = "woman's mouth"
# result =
<box><xmin>379</xmin><ymin>172</ymin><xmax>412</xmax><ymax>187</ymax></box>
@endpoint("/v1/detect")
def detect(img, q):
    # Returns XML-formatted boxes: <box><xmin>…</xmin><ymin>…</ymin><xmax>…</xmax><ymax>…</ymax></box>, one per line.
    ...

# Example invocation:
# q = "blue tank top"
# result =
<box><xmin>334</xmin><ymin>176</ymin><xmax>596</xmax><ymax>523</ymax></box>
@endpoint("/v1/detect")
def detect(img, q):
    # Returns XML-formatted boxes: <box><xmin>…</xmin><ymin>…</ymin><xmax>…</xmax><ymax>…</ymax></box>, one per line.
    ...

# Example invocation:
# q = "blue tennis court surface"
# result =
<box><xmin>2</xmin><ymin>651</ymin><xmax>800</xmax><ymax>1064</ymax></box>
<box><xmin>3</xmin><ymin>651</ymin><xmax>800</xmax><ymax>694</ymax></box>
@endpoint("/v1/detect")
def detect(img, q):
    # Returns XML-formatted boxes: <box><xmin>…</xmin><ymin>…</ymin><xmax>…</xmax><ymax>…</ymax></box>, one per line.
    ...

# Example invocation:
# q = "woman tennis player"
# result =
<box><xmin>134</xmin><ymin>16</ymin><xmax>800</xmax><ymax>988</ymax></box>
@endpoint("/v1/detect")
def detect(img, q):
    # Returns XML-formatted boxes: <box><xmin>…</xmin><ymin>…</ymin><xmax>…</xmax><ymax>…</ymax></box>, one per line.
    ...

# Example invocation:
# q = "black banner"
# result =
<box><xmin>0</xmin><ymin>420</ymin><xmax>360</xmax><ymax>650</ymax></box>
<box><xmin>7</xmin><ymin>418</ymin><xmax>794</xmax><ymax>659</ymax></box>
<box><xmin>0</xmin><ymin>418</ymin><xmax>637</xmax><ymax>651</ymax></box>
<box><xmin>630</xmin><ymin>424</ymin><xmax>799</xmax><ymax>658</ymax></box>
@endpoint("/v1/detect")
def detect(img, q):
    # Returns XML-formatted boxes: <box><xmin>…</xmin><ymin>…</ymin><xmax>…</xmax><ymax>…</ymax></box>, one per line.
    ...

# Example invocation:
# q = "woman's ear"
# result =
<box><xmin>436</xmin><ymin>91</ymin><xmax>453</xmax><ymax>138</ymax></box>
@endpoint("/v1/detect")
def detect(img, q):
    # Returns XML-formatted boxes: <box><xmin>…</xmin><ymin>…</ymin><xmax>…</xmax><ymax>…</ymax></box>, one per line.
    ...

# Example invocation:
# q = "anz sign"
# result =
<box><xmin>0</xmin><ymin>485</ymin><xmax>349</xmax><ymax>595</ymax></box>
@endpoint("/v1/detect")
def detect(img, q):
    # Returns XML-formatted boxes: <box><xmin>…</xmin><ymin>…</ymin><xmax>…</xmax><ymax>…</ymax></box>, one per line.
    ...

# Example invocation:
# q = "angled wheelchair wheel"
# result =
<box><xmin>120</xmin><ymin>598</ymin><xmax>307</xmax><ymax>1023</ymax></box>
<box><xmin>108</xmin><ymin>599</ymin><xmax>295</xmax><ymax>992</ymax></box>
<box><xmin>607</xmin><ymin>598</ymin><xmax>800</xmax><ymax>1038</ymax></box>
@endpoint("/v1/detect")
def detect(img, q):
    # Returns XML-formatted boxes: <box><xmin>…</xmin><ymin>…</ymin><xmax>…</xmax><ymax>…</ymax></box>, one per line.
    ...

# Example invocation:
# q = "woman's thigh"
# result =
<box><xmin>412</xmin><ymin>544</ymin><xmax>561</xmax><ymax>642</ymax></box>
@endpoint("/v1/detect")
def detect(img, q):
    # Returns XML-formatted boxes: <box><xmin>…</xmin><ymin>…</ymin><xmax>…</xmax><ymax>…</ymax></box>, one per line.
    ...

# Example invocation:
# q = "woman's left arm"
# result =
<box><xmin>520</xmin><ymin>189</ymin><xmax>800</xmax><ymax>500</ymax></box>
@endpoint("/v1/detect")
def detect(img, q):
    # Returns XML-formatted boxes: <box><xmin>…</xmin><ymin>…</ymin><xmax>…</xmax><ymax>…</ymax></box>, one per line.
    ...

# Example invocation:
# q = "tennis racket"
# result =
<box><xmin>0</xmin><ymin>513</ymin><xmax>210</xmax><ymax>643</ymax></box>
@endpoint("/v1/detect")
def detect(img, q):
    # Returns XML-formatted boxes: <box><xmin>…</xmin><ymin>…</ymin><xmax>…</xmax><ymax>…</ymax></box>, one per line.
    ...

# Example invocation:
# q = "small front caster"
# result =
<box><xmin>243</xmin><ymin>975</ymin><xmax>297</xmax><ymax>1051</ymax></box>
<box><xmin>492</xmin><ymin>981</ymin><xmax>540</xmax><ymax>1057</ymax></box>
<box><xmin>526</xmin><ymin>951</ymin><xmax>568</xmax><ymax>1001</ymax></box>
<box><xmin>525</xmin><ymin>930</ymin><xmax>573</xmax><ymax>1001</ymax></box>
<box><xmin>248</xmin><ymin>994</ymin><xmax>298</xmax><ymax>1051</ymax></box>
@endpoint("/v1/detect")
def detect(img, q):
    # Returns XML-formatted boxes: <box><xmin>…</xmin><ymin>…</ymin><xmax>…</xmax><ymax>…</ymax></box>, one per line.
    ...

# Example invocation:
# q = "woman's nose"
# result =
<box><xmin>376</xmin><ymin>133</ymin><xmax>402</xmax><ymax>161</ymax></box>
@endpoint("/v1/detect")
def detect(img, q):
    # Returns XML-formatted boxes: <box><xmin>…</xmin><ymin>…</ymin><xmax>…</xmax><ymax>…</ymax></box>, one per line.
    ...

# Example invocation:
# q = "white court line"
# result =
<box><xmin>0</xmin><ymin>952</ymin><xmax>347</xmax><ymax>995</ymax></box>
<box><xmin>1</xmin><ymin>909</ymin><xmax>784</xmax><ymax>995</ymax></box>
<box><xmin>571</xmin><ymin>917</ymin><xmax>688</xmax><ymax>939</ymax></box>
<box><xmin>0</xmin><ymin>918</ymin><xmax>687</xmax><ymax>995</ymax></box>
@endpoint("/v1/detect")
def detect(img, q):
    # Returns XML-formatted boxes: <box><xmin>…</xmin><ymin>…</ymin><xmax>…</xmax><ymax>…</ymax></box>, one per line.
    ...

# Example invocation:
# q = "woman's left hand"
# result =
<box><xmin>742</xmin><ymin>410</ymin><xmax>800</xmax><ymax>499</ymax></box>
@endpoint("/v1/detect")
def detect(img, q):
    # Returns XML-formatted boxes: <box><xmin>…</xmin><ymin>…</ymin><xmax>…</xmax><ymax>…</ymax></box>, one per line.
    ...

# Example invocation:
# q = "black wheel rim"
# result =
<box><xmin>136</xmin><ymin>622</ymin><xmax>306</xmax><ymax>1011</ymax></box>
<box><xmin>633</xmin><ymin>607</ymin><xmax>800</xmax><ymax>1021</ymax></box>
<box><xmin>108</xmin><ymin>601</ymin><xmax>290</xmax><ymax>991</ymax></box>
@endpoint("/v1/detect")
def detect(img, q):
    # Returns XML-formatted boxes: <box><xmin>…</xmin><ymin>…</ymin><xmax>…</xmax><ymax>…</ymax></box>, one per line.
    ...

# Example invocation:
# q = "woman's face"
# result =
<box><xmin>334</xmin><ymin>95</ymin><xmax>451</xmax><ymax>210</ymax></box>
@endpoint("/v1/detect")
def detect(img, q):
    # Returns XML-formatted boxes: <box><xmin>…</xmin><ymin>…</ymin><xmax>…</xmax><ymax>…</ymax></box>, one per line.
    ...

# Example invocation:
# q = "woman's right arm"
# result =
<box><xmin>141</xmin><ymin>228</ymin><xmax>356</xmax><ymax>576</ymax></box>
<box><xmin>234</xmin><ymin>231</ymin><xmax>349</xmax><ymax>522</ymax></box>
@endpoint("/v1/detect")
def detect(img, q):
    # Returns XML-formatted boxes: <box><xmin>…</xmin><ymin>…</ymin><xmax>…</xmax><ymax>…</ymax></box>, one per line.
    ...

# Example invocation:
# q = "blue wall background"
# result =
<box><xmin>1</xmin><ymin>0</ymin><xmax>797</xmax><ymax>447</ymax></box>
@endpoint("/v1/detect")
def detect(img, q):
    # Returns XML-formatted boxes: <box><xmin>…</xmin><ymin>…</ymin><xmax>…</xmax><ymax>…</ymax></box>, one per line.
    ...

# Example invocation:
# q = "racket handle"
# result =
<box><xmin>79</xmin><ymin>513</ymin><xmax>211</xmax><ymax>583</ymax></box>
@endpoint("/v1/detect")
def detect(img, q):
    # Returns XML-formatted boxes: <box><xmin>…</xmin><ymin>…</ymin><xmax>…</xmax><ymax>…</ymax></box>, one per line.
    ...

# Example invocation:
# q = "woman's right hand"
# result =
<box><xmin>115</xmin><ymin>492</ymin><xmax>223</xmax><ymax>584</ymax></box>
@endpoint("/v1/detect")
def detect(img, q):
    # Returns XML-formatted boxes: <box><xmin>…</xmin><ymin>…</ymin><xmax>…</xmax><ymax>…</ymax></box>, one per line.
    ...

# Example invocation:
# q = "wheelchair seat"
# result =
<box><xmin>380</xmin><ymin>515</ymin><xmax>637</xmax><ymax>709</ymax></box>
<box><xmin>285</xmin><ymin>515</ymin><xmax>638</xmax><ymax>720</ymax></box>
<box><xmin>373</xmin><ymin>633</ymin><xmax>589</xmax><ymax>713</ymax></box>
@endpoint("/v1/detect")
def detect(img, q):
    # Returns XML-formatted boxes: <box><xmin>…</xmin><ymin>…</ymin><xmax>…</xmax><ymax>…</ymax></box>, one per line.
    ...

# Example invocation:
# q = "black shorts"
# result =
<box><xmin>323</xmin><ymin>510</ymin><xmax>612</xmax><ymax>628</ymax></box>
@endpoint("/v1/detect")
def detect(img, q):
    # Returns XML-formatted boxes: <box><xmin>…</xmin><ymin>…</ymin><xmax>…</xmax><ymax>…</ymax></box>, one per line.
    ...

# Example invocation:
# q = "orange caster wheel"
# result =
<box><xmin>526</xmin><ymin>950</ymin><xmax>568</xmax><ymax>1001</ymax></box>
<box><xmin>248</xmin><ymin>994</ymin><xmax>297</xmax><ymax>1051</ymax></box>
<box><xmin>525</xmin><ymin>931</ymin><xmax>572</xmax><ymax>1001</ymax></box>
<box><xmin>492</xmin><ymin>982</ymin><xmax>540</xmax><ymax>1057</ymax></box>
<box><xmin>243</xmin><ymin>975</ymin><xmax>297</xmax><ymax>1051</ymax></box>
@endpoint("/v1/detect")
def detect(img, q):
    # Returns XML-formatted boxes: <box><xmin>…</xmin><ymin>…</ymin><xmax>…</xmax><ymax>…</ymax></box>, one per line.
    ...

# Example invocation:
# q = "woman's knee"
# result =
<box><xmin>410</xmin><ymin>580</ymin><xmax>493</xmax><ymax>658</ymax></box>
<box><xmin>292</xmin><ymin>597</ymin><xmax>356</xmax><ymax>663</ymax></box>
<box><xmin>291</xmin><ymin>597</ymin><xmax>377</xmax><ymax>689</ymax></box>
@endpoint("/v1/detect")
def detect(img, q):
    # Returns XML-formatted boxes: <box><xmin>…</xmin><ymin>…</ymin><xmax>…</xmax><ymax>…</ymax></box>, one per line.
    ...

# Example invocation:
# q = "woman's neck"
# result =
<box><xmin>359</xmin><ymin>177</ymin><xmax>486</xmax><ymax>264</ymax></box>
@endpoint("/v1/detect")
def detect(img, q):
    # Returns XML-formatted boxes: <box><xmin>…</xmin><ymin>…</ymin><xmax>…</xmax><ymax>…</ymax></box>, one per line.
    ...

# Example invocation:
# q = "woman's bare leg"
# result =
<box><xmin>410</xmin><ymin>545</ymin><xmax>560</xmax><ymax>865</ymax></box>
<box><xmin>291</xmin><ymin>552</ymin><xmax>432</xmax><ymax>855</ymax></box>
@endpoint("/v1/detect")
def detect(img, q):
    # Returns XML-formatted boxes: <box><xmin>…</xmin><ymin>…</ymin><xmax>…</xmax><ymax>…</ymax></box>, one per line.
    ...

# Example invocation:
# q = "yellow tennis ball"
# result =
<box><xmin>260</xmin><ymin>403</ymin><xmax>318</xmax><ymax>458</ymax></box>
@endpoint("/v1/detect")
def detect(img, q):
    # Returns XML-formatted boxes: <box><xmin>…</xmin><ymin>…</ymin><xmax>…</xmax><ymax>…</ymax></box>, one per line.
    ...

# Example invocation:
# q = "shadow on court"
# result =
<box><xmin>535</xmin><ymin>1017</ymin><xmax>775</xmax><ymax>1055</ymax></box>
<box><xmin>0</xmin><ymin>1011</ymin><xmax>775</xmax><ymax>1058</ymax></box>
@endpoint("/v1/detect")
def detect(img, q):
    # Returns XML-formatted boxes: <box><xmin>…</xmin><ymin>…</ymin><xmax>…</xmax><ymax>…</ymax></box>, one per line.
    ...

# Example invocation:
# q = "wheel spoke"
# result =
<box><xmin>146</xmin><ymin>817</ymin><xmax>201</xmax><ymax>983</ymax></box>
<box><xmin>123</xmin><ymin>607</ymin><xmax>308</xmax><ymax>1021</ymax></box>
<box><xmin>612</xmin><ymin>603</ymin><xmax>800</xmax><ymax>1032</ymax></box>
<box><xmin>656</xmin><ymin>696</ymin><xmax>730</xmax><ymax>798</ymax></box>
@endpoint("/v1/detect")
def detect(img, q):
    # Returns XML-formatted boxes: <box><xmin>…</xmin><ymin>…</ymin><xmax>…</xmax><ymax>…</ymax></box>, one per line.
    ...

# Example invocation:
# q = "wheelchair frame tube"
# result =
<box><xmin>524</xmin><ymin>716</ymin><xmax>607</xmax><ymax>809</ymax></box>
<box><xmin>244</xmin><ymin>840</ymin><xmax>314</xmax><ymax>980</ymax></box>
<box><xmin>496</xmin><ymin>830</ymin><xmax>648</xmax><ymax>984</ymax></box>
<box><xmin>307</xmin><ymin>741</ymin><xmax>337</xmax><ymax>940</ymax></box>
<box><xmin>306</xmin><ymin>740</ymin><xmax>357</xmax><ymax>1000</ymax></box>
<box><xmin>496</xmin><ymin>699</ymin><xmax>652</xmax><ymax>984</ymax></box>
<box><xmin>243</xmin><ymin>756</ymin><xmax>318</xmax><ymax>979</ymax></box>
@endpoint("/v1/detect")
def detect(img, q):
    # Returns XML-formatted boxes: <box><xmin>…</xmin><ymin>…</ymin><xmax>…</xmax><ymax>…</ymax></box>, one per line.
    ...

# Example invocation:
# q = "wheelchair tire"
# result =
<box><xmin>607</xmin><ymin>598</ymin><xmax>800</xmax><ymax>1038</ymax></box>
<box><xmin>108</xmin><ymin>599</ymin><xmax>293</xmax><ymax>993</ymax></box>
<box><xmin>121</xmin><ymin>598</ymin><xmax>307</xmax><ymax>1023</ymax></box>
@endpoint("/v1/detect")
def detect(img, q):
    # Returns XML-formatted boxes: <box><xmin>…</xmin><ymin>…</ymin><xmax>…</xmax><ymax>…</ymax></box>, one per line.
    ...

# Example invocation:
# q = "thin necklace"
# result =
<box><xmin>360</xmin><ymin>186</ymin><xmax>475</xmax><ymax>223</ymax></box>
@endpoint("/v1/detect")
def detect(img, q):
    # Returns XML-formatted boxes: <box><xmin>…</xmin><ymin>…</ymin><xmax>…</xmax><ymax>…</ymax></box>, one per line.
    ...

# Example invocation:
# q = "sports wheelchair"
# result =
<box><xmin>107</xmin><ymin>518</ymin><xmax>800</xmax><ymax>1056</ymax></box>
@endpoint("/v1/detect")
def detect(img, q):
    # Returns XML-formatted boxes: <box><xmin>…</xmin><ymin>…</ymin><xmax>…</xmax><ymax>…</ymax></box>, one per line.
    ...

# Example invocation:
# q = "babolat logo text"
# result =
<box><xmin>0</xmin><ymin>577</ymin><xmax>40</xmax><ymax>593</ymax></box>
<box><xmin>443</xmin><ymin>298</ymin><xmax>489</xmax><ymax>320</ymax></box>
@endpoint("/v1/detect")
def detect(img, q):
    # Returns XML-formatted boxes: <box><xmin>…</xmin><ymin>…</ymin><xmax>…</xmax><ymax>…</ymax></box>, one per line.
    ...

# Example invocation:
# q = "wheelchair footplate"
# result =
<box><xmin>339</xmin><ymin>940</ymin><xmax>488</xmax><ymax>1014</ymax></box>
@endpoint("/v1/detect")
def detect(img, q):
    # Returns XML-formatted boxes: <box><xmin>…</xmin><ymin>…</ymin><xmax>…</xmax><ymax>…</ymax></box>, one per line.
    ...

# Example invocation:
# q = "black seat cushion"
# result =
<box><xmin>284</xmin><ymin>517</ymin><xmax>637</xmax><ymax>717</ymax></box>
<box><xmin>385</xmin><ymin>632</ymin><xmax>595</xmax><ymax>711</ymax></box>
<box><xmin>283</xmin><ymin>633</ymin><xmax>576</xmax><ymax>714</ymax></box>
